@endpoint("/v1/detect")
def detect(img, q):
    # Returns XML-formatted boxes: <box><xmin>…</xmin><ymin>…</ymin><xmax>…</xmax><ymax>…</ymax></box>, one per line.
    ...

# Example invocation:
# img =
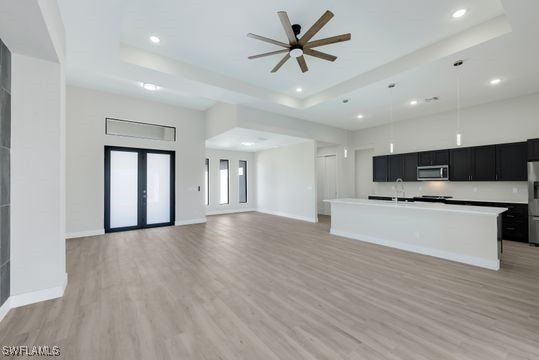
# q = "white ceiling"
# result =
<box><xmin>58</xmin><ymin>0</ymin><xmax>539</xmax><ymax>131</ymax></box>
<box><xmin>206</xmin><ymin>128</ymin><xmax>309</xmax><ymax>152</ymax></box>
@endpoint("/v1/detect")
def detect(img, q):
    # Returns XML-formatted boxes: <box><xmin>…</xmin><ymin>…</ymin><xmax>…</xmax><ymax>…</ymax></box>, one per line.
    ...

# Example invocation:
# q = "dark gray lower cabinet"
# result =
<box><xmin>373</xmin><ymin>156</ymin><xmax>388</xmax><ymax>182</ymax></box>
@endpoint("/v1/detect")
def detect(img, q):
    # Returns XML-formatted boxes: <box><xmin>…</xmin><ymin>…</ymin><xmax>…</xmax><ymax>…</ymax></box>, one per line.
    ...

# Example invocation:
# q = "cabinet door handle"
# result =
<box><xmin>505</xmin><ymin>227</ymin><xmax>516</xmax><ymax>231</ymax></box>
<box><xmin>506</xmin><ymin>214</ymin><xmax>515</xmax><ymax>218</ymax></box>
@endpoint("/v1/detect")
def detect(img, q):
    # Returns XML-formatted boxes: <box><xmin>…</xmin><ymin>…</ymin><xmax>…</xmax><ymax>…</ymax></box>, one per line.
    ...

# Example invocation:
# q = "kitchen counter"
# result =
<box><xmin>330</xmin><ymin>198</ymin><xmax>507</xmax><ymax>216</ymax></box>
<box><xmin>325</xmin><ymin>198</ymin><xmax>506</xmax><ymax>270</ymax></box>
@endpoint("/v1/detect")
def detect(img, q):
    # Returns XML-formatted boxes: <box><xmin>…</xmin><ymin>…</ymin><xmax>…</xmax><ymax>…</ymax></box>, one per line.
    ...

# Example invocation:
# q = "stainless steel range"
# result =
<box><xmin>529</xmin><ymin>161</ymin><xmax>539</xmax><ymax>246</ymax></box>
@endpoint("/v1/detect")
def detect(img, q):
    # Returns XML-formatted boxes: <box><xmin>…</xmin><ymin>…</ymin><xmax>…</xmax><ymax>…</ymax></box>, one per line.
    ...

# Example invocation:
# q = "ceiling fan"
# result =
<box><xmin>247</xmin><ymin>10</ymin><xmax>351</xmax><ymax>73</ymax></box>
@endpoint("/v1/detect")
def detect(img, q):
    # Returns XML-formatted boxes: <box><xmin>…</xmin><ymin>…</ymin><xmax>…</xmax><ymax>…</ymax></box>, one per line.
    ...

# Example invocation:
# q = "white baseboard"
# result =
<box><xmin>175</xmin><ymin>218</ymin><xmax>207</xmax><ymax>226</ymax></box>
<box><xmin>256</xmin><ymin>209</ymin><xmax>318</xmax><ymax>223</ymax></box>
<box><xmin>65</xmin><ymin>229</ymin><xmax>105</xmax><ymax>239</ymax></box>
<box><xmin>206</xmin><ymin>208</ymin><xmax>256</xmax><ymax>216</ymax></box>
<box><xmin>0</xmin><ymin>298</ymin><xmax>11</xmax><ymax>322</ymax></box>
<box><xmin>330</xmin><ymin>229</ymin><xmax>500</xmax><ymax>270</ymax></box>
<box><xmin>1</xmin><ymin>273</ymin><xmax>68</xmax><ymax>322</ymax></box>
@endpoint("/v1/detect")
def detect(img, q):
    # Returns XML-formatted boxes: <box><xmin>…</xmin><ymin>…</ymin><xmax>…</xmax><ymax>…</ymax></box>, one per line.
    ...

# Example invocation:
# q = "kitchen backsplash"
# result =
<box><xmin>373</xmin><ymin>181</ymin><xmax>528</xmax><ymax>203</ymax></box>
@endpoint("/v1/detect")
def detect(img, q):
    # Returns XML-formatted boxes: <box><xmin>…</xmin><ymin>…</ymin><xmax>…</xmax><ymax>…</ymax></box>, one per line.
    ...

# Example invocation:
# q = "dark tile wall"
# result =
<box><xmin>0</xmin><ymin>37</ymin><xmax>11</xmax><ymax>307</ymax></box>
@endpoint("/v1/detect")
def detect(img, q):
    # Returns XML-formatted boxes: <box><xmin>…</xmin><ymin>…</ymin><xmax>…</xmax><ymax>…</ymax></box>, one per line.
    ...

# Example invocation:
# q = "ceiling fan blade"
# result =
<box><xmin>248</xmin><ymin>49</ymin><xmax>289</xmax><ymax>60</ymax></box>
<box><xmin>247</xmin><ymin>33</ymin><xmax>290</xmax><ymax>48</ymax></box>
<box><xmin>299</xmin><ymin>10</ymin><xmax>334</xmax><ymax>45</ymax></box>
<box><xmin>271</xmin><ymin>54</ymin><xmax>291</xmax><ymax>72</ymax></box>
<box><xmin>304</xmin><ymin>33</ymin><xmax>351</xmax><ymax>49</ymax></box>
<box><xmin>303</xmin><ymin>48</ymin><xmax>337</xmax><ymax>62</ymax></box>
<box><xmin>277</xmin><ymin>11</ymin><xmax>297</xmax><ymax>45</ymax></box>
<box><xmin>296</xmin><ymin>55</ymin><xmax>308</xmax><ymax>73</ymax></box>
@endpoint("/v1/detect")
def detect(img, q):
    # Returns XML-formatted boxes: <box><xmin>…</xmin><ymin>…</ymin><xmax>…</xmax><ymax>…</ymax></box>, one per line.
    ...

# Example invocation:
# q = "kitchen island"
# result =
<box><xmin>325</xmin><ymin>198</ymin><xmax>507</xmax><ymax>270</ymax></box>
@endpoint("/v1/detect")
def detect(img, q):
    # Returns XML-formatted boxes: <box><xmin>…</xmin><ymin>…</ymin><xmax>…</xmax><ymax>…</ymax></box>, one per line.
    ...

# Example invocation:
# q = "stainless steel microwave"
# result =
<box><xmin>417</xmin><ymin>165</ymin><xmax>449</xmax><ymax>181</ymax></box>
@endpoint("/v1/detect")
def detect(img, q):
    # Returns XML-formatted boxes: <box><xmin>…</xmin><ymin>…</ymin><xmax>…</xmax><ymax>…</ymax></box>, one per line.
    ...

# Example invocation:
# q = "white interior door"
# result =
<box><xmin>317</xmin><ymin>155</ymin><xmax>337</xmax><ymax>215</ymax></box>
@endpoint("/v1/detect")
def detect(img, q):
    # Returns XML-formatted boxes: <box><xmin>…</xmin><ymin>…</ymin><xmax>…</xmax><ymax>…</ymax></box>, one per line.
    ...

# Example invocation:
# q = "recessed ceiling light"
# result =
<box><xmin>490</xmin><ymin>78</ymin><xmax>501</xmax><ymax>85</ymax></box>
<box><xmin>357</xmin><ymin>114</ymin><xmax>364</xmax><ymax>119</ymax></box>
<box><xmin>452</xmin><ymin>8</ymin><xmax>467</xmax><ymax>19</ymax></box>
<box><xmin>149</xmin><ymin>35</ymin><xmax>160</xmax><ymax>44</ymax></box>
<box><xmin>410</xmin><ymin>100</ymin><xmax>418</xmax><ymax>106</ymax></box>
<box><xmin>296</xmin><ymin>87</ymin><xmax>303</xmax><ymax>93</ymax></box>
<box><xmin>241</xmin><ymin>142</ymin><xmax>255</xmax><ymax>147</ymax></box>
<box><xmin>142</xmin><ymin>83</ymin><xmax>158</xmax><ymax>91</ymax></box>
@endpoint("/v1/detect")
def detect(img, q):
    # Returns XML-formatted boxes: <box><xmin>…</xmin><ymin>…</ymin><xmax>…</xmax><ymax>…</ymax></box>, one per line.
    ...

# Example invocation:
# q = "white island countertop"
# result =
<box><xmin>325</xmin><ymin>198</ymin><xmax>507</xmax><ymax>216</ymax></box>
<box><xmin>325</xmin><ymin>198</ymin><xmax>506</xmax><ymax>270</ymax></box>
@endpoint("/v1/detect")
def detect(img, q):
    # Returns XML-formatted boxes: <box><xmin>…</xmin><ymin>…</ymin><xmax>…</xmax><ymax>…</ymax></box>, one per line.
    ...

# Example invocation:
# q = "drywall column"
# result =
<box><xmin>10</xmin><ymin>53</ymin><xmax>66</xmax><ymax>304</ymax></box>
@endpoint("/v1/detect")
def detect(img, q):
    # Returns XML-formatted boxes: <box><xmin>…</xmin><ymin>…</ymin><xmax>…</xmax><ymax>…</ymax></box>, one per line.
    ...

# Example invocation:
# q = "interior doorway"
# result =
<box><xmin>104</xmin><ymin>146</ymin><xmax>175</xmax><ymax>233</ymax></box>
<box><xmin>317</xmin><ymin>154</ymin><xmax>337</xmax><ymax>215</ymax></box>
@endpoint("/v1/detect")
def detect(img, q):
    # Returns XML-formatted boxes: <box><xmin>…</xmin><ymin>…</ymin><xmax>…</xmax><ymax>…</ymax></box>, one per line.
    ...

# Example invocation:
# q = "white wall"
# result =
<box><xmin>205</xmin><ymin>149</ymin><xmax>255</xmax><ymax>214</ymax></box>
<box><xmin>355</xmin><ymin>148</ymin><xmax>375</xmax><ymax>198</ymax></box>
<box><xmin>352</xmin><ymin>93</ymin><xmax>539</xmax><ymax>203</ymax></box>
<box><xmin>10</xmin><ymin>54</ymin><xmax>66</xmax><ymax>299</ymax></box>
<box><xmin>256</xmin><ymin>140</ymin><xmax>317</xmax><ymax>222</ymax></box>
<box><xmin>66</xmin><ymin>85</ymin><xmax>206</xmax><ymax>236</ymax></box>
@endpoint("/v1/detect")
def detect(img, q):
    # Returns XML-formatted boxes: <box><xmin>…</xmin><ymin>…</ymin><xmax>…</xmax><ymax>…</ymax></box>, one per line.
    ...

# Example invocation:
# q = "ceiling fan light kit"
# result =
<box><xmin>247</xmin><ymin>10</ymin><xmax>351</xmax><ymax>73</ymax></box>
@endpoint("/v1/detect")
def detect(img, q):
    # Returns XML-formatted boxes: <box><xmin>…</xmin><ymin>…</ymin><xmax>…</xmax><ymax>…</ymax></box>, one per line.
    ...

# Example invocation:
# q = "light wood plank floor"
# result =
<box><xmin>1</xmin><ymin>212</ymin><xmax>539</xmax><ymax>359</ymax></box>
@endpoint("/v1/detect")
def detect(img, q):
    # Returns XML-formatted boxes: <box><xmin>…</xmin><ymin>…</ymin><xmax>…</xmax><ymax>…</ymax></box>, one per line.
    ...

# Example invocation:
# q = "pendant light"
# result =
<box><xmin>454</xmin><ymin>60</ymin><xmax>464</xmax><ymax>146</ymax></box>
<box><xmin>388</xmin><ymin>83</ymin><xmax>396</xmax><ymax>153</ymax></box>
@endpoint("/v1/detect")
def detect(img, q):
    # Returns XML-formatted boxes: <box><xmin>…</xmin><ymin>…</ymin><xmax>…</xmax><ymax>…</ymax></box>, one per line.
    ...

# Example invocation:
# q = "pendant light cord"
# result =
<box><xmin>457</xmin><ymin>70</ymin><xmax>461</xmax><ymax>133</ymax></box>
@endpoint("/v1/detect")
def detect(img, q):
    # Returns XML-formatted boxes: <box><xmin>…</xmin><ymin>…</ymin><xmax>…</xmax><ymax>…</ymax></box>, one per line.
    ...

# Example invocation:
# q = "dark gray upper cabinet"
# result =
<box><xmin>529</xmin><ymin>139</ymin><xmax>539</xmax><ymax>161</ymax></box>
<box><xmin>373</xmin><ymin>155</ymin><xmax>388</xmax><ymax>182</ymax></box>
<box><xmin>496</xmin><ymin>142</ymin><xmax>527</xmax><ymax>181</ymax></box>
<box><xmin>450</xmin><ymin>147</ymin><xmax>473</xmax><ymax>181</ymax></box>
<box><xmin>403</xmin><ymin>152</ymin><xmax>418</xmax><ymax>181</ymax></box>
<box><xmin>450</xmin><ymin>145</ymin><xmax>496</xmax><ymax>181</ymax></box>
<box><xmin>375</xmin><ymin>141</ymin><xmax>529</xmax><ymax>183</ymax></box>
<box><xmin>418</xmin><ymin>150</ymin><xmax>449</xmax><ymax>166</ymax></box>
<box><xmin>388</xmin><ymin>154</ymin><xmax>404</xmax><ymax>182</ymax></box>
<box><xmin>472</xmin><ymin>145</ymin><xmax>496</xmax><ymax>181</ymax></box>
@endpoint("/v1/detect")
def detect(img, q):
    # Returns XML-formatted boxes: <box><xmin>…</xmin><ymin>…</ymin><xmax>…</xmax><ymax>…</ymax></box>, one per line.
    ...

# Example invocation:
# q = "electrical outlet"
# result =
<box><xmin>473</xmin><ymin>187</ymin><xmax>478</xmax><ymax>193</ymax></box>
<box><xmin>513</xmin><ymin>187</ymin><xmax>518</xmax><ymax>193</ymax></box>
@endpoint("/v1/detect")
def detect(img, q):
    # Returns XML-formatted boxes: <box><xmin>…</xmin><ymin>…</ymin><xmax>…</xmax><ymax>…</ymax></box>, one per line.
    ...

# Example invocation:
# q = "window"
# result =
<box><xmin>219</xmin><ymin>160</ymin><xmax>229</xmax><ymax>204</ymax></box>
<box><xmin>239</xmin><ymin>160</ymin><xmax>247</xmax><ymax>203</ymax></box>
<box><xmin>205</xmin><ymin>158</ymin><xmax>209</xmax><ymax>205</ymax></box>
<box><xmin>106</xmin><ymin>118</ymin><xmax>176</xmax><ymax>141</ymax></box>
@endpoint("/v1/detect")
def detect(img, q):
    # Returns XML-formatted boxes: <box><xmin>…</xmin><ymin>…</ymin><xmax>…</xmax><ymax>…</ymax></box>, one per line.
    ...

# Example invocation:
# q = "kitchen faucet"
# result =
<box><xmin>394</xmin><ymin>178</ymin><xmax>405</xmax><ymax>205</ymax></box>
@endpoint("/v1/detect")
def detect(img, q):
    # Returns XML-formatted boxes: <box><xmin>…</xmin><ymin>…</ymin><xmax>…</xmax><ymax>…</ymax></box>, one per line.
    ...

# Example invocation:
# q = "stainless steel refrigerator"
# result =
<box><xmin>529</xmin><ymin>162</ymin><xmax>539</xmax><ymax>245</ymax></box>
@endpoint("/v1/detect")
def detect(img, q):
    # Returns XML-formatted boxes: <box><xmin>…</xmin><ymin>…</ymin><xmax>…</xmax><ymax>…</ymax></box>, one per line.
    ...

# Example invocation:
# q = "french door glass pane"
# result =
<box><xmin>110</xmin><ymin>151</ymin><xmax>138</xmax><ymax>228</ymax></box>
<box><xmin>146</xmin><ymin>153</ymin><xmax>171</xmax><ymax>224</ymax></box>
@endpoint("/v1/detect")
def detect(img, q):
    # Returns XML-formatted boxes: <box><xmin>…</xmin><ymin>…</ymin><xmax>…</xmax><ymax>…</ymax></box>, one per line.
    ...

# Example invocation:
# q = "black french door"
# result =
<box><xmin>104</xmin><ymin>146</ymin><xmax>175</xmax><ymax>233</ymax></box>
